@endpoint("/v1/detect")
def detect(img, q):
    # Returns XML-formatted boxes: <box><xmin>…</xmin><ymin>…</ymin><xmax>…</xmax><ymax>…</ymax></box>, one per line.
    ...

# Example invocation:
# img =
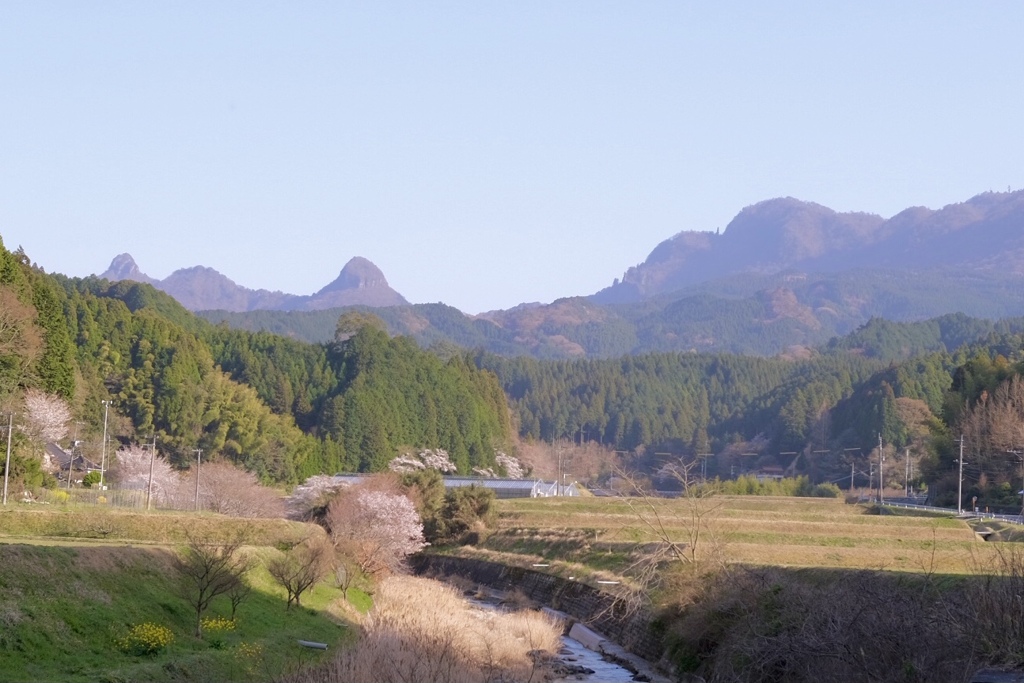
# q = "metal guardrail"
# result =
<box><xmin>880</xmin><ymin>501</ymin><xmax>957</xmax><ymax>514</ymax></box>
<box><xmin>879</xmin><ymin>501</ymin><xmax>1024</xmax><ymax>525</ymax></box>
<box><xmin>968</xmin><ymin>511</ymin><xmax>1024</xmax><ymax>525</ymax></box>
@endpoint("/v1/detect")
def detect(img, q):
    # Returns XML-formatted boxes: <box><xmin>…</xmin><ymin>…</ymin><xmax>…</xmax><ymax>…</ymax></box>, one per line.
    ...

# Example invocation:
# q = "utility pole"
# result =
<box><xmin>146</xmin><ymin>434</ymin><xmax>157</xmax><ymax>511</ymax></box>
<box><xmin>2</xmin><ymin>413</ymin><xmax>12</xmax><ymax>506</ymax></box>
<box><xmin>905</xmin><ymin>447</ymin><xmax>910</xmax><ymax>498</ymax></box>
<box><xmin>698</xmin><ymin>453</ymin><xmax>713</xmax><ymax>481</ymax></box>
<box><xmin>68</xmin><ymin>421</ymin><xmax>83</xmax><ymax>492</ymax></box>
<box><xmin>99</xmin><ymin>400</ymin><xmax>111</xmax><ymax>489</ymax></box>
<box><xmin>957</xmin><ymin>435</ymin><xmax>965</xmax><ymax>515</ymax></box>
<box><xmin>878</xmin><ymin>434</ymin><xmax>884</xmax><ymax>504</ymax></box>
<box><xmin>193</xmin><ymin>448</ymin><xmax>202</xmax><ymax>511</ymax></box>
<box><xmin>1009</xmin><ymin>449</ymin><xmax>1024</xmax><ymax>519</ymax></box>
<box><xmin>843</xmin><ymin>447</ymin><xmax>861</xmax><ymax>494</ymax></box>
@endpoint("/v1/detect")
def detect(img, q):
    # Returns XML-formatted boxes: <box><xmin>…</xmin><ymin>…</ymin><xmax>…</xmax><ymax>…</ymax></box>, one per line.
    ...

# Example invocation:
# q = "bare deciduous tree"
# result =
<box><xmin>600</xmin><ymin>461</ymin><xmax>724</xmax><ymax>620</ymax></box>
<box><xmin>174</xmin><ymin>529</ymin><xmax>252</xmax><ymax>637</ymax></box>
<box><xmin>617</xmin><ymin>460</ymin><xmax>722</xmax><ymax>566</ymax></box>
<box><xmin>0</xmin><ymin>287</ymin><xmax>42</xmax><ymax>392</ymax></box>
<box><xmin>226</xmin><ymin>574</ymin><xmax>252</xmax><ymax>621</ymax></box>
<box><xmin>267</xmin><ymin>534</ymin><xmax>333</xmax><ymax>609</ymax></box>
<box><xmin>197</xmin><ymin>461</ymin><xmax>284</xmax><ymax>518</ymax></box>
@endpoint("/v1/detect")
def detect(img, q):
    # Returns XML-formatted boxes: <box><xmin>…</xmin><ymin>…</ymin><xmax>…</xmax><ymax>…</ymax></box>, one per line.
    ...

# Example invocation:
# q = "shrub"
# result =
<box><xmin>811</xmin><ymin>483</ymin><xmax>842</xmax><ymax>498</ymax></box>
<box><xmin>235</xmin><ymin>642</ymin><xmax>264</xmax><ymax>675</ymax></box>
<box><xmin>199</xmin><ymin>616</ymin><xmax>236</xmax><ymax>633</ymax></box>
<box><xmin>436</xmin><ymin>486</ymin><xmax>496</xmax><ymax>544</ymax></box>
<box><xmin>82</xmin><ymin>471</ymin><xmax>101</xmax><ymax>488</ymax></box>
<box><xmin>117</xmin><ymin>622</ymin><xmax>174</xmax><ymax>656</ymax></box>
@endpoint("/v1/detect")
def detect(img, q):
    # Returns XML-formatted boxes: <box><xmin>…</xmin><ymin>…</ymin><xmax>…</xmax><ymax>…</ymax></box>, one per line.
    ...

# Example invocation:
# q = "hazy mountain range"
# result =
<box><xmin>100</xmin><ymin>254</ymin><xmax>407</xmax><ymax>311</ymax></box>
<box><xmin>99</xmin><ymin>189</ymin><xmax>1024</xmax><ymax>357</ymax></box>
<box><xmin>594</xmin><ymin>189</ymin><xmax>1024</xmax><ymax>302</ymax></box>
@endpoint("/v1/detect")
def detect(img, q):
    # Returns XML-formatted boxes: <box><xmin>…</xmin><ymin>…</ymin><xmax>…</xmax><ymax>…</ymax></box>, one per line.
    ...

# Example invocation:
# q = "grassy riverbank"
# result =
<box><xmin>0</xmin><ymin>505</ymin><xmax>568</xmax><ymax>683</ymax></box>
<box><xmin>0</xmin><ymin>509</ymin><xmax>353</xmax><ymax>683</ymax></box>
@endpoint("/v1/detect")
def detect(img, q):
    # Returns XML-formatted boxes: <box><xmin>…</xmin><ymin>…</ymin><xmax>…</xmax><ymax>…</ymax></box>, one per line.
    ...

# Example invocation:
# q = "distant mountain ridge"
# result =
<box><xmin>593</xmin><ymin>189</ymin><xmax>1024</xmax><ymax>302</ymax></box>
<box><xmin>107</xmin><ymin>188</ymin><xmax>1024</xmax><ymax>358</ymax></box>
<box><xmin>98</xmin><ymin>255</ymin><xmax>408</xmax><ymax>312</ymax></box>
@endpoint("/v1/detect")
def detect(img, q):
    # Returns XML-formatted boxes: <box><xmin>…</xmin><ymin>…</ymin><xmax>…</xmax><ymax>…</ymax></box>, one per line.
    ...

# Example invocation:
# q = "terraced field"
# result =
<box><xmin>477</xmin><ymin>495</ymin><xmax>995</xmax><ymax>575</ymax></box>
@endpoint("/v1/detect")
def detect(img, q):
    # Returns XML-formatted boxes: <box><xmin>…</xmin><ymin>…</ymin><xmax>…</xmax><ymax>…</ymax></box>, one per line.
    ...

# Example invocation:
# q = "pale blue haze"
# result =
<box><xmin>2</xmin><ymin>2</ymin><xmax>1022</xmax><ymax>312</ymax></box>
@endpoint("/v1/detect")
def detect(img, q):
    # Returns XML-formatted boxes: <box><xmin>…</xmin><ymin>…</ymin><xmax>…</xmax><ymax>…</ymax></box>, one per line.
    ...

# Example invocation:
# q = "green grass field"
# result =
<box><xmin>0</xmin><ymin>507</ymin><xmax>356</xmax><ymax>683</ymax></box>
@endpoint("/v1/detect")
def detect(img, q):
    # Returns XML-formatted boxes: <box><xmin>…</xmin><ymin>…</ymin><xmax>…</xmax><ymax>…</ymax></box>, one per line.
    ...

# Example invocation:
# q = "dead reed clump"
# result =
<box><xmin>662</xmin><ymin>566</ymin><xmax>978</xmax><ymax>683</ymax></box>
<box><xmin>964</xmin><ymin>546</ymin><xmax>1024</xmax><ymax>667</ymax></box>
<box><xmin>282</xmin><ymin>576</ymin><xmax>562</xmax><ymax>683</ymax></box>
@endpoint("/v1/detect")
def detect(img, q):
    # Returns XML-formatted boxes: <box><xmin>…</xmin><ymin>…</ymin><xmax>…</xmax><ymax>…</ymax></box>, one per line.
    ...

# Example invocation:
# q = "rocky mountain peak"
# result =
<box><xmin>100</xmin><ymin>253</ymin><xmax>157</xmax><ymax>285</ymax></box>
<box><xmin>97</xmin><ymin>254</ymin><xmax>407</xmax><ymax>312</ymax></box>
<box><xmin>318</xmin><ymin>257</ymin><xmax>391</xmax><ymax>295</ymax></box>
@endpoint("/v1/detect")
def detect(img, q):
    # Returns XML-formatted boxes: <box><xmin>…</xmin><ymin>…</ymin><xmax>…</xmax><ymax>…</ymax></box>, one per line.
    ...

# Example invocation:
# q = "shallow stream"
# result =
<box><xmin>464</xmin><ymin>594</ymin><xmax>640</xmax><ymax>682</ymax></box>
<box><xmin>554</xmin><ymin>634</ymin><xmax>639</xmax><ymax>682</ymax></box>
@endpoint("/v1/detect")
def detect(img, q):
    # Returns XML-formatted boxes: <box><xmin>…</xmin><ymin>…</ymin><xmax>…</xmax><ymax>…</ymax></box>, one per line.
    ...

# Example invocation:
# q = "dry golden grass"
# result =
<box><xmin>0</xmin><ymin>506</ymin><xmax>316</xmax><ymax>547</ymax></box>
<box><xmin>282</xmin><ymin>575</ymin><xmax>562</xmax><ymax>683</ymax></box>
<box><xmin>485</xmin><ymin>495</ymin><xmax>1003</xmax><ymax>574</ymax></box>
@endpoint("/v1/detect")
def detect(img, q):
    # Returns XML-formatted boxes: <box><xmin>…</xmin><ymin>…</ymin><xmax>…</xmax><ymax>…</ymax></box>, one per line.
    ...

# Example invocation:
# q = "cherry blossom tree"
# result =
<box><xmin>328</xmin><ymin>488</ymin><xmax>427</xmax><ymax>575</ymax></box>
<box><xmin>286</xmin><ymin>474</ymin><xmax>349</xmax><ymax>520</ymax></box>
<box><xmin>388</xmin><ymin>448</ymin><xmax>458</xmax><ymax>474</ymax></box>
<box><xmin>22</xmin><ymin>388</ymin><xmax>70</xmax><ymax>444</ymax></box>
<box><xmin>495</xmin><ymin>451</ymin><xmax>526</xmax><ymax>479</ymax></box>
<box><xmin>111</xmin><ymin>443</ymin><xmax>177</xmax><ymax>505</ymax></box>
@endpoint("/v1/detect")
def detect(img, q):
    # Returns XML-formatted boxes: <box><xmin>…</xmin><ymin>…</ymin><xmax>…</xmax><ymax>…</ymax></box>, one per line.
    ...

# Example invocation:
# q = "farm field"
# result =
<box><xmin>475</xmin><ymin>495</ymin><xmax>999</xmax><ymax>576</ymax></box>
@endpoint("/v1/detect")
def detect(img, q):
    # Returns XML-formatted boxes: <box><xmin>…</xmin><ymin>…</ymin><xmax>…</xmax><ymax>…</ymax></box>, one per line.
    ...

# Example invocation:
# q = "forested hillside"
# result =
<box><xmin>10</xmin><ymin>234</ymin><xmax>1024</xmax><ymax>513</ymax></box>
<box><xmin>470</xmin><ymin>322</ymin><xmax>1024</xmax><ymax>511</ymax></box>
<box><xmin>0</xmin><ymin>239</ymin><xmax>512</xmax><ymax>485</ymax></box>
<box><xmin>206</xmin><ymin>321</ymin><xmax>511</xmax><ymax>473</ymax></box>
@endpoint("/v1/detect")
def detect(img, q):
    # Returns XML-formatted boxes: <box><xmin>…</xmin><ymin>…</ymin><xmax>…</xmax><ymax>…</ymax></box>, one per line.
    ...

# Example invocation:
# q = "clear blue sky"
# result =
<box><xmin>2</xmin><ymin>2</ymin><xmax>1022</xmax><ymax>313</ymax></box>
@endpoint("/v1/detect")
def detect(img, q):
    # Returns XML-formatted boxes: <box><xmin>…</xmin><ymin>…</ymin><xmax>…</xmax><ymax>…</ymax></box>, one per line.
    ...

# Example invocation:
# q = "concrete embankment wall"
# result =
<box><xmin>410</xmin><ymin>554</ymin><xmax>665</xmax><ymax>664</ymax></box>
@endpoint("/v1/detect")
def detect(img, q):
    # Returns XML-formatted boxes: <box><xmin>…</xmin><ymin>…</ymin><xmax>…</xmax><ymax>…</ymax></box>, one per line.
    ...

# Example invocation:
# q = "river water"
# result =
<box><xmin>554</xmin><ymin>634</ymin><xmax>640</xmax><ymax>682</ymax></box>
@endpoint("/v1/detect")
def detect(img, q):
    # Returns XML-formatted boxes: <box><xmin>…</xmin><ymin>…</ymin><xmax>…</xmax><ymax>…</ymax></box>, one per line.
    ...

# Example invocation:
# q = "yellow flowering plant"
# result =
<box><xmin>117</xmin><ymin>622</ymin><xmax>174</xmax><ymax>656</ymax></box>
<box><xmin>200</xmin><ymin>616</ymin><xmax>236</xmax><ymax>633</ymax></box>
